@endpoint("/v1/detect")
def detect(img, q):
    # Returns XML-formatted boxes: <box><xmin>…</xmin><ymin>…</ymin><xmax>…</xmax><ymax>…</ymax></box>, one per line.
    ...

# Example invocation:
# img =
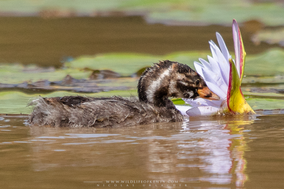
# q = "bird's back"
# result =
<box><xmin>29</xmin><ymin>96</ymin><xmax>183</xmax><ymax>127</ymax></box>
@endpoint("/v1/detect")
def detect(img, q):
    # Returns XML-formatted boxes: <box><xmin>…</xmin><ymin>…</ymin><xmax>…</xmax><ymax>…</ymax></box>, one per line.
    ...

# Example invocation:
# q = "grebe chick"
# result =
<box><xmin>29</xmin><ymin>60</ymin><xmax>219</xmax><ymax>127</ymax></box>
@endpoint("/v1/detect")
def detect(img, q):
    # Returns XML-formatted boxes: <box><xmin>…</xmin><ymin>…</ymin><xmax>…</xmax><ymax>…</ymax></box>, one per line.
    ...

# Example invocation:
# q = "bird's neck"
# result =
<box><xmin>138</xmin><ymin>67</ymin><xmax>174</xmax><ymax>108</ymax></box>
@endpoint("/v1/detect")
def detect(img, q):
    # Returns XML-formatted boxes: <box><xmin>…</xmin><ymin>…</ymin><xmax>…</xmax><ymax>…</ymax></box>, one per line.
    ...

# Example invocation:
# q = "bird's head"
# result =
<box><xmin>138</xmin><ymin>60</ymin><xmax>219</xmax><ymax>107</ymax></box>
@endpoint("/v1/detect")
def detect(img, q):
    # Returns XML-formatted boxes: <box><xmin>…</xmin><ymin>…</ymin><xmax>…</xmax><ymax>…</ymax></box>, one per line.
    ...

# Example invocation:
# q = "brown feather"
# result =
<box><xmin>28</xmin><ymin>60</ymin><xmax>212</xmax><ymax>127</ymax></box>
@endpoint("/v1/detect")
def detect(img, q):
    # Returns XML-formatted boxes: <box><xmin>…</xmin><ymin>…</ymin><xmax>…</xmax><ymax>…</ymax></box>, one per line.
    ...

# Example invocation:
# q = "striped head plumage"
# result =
<box><xmin>138</xmin><ymin>60</ymin><xmax>219</xmax><ymax>107</ymax></box>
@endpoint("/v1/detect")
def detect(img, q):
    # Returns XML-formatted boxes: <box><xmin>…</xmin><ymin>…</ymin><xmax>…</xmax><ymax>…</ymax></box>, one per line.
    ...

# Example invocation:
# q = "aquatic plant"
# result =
<box><xmin>177</xmin><ymin>20</ymin><xmax>255</xmax><ymax>116</ymax></box>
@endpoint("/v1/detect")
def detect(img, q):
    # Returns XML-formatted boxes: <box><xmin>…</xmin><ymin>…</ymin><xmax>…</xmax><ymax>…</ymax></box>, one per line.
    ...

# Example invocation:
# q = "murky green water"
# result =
<box><xmin>0</xmin><ymin>112</ymin><xmax>283</xmax><ymax>189</ymax></box>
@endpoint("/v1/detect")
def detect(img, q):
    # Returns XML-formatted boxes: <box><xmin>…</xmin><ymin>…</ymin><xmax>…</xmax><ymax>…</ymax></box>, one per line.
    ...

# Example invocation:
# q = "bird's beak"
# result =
<box><xmin>197</xmin><ymin>87</ymin><xmax>220</xmax><ymax>100</ymax></box>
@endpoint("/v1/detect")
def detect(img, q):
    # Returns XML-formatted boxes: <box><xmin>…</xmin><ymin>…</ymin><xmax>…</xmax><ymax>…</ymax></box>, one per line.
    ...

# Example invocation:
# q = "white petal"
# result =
<box><xmin>201</xmin><ymin>68</ymin><xmax>226</xmax><ymax>99</ymax></box>
<box><xmin>205</xmin><ymin>57</ymin><xmax>228</xmax><ymax>94</ymax></box>
<box><xmin>216</xmin><ymin>32</ymin><xmax>231</xmax><ymax>61</ymax></box>
<box><xmin>175</xmin><ymin>105</ymin><xmax>191</xmax><ymax>116</ymax></box>
<box><xmin>209</xmin><ymin>41</ymin><xmax>219</xmax><ymax>60</ymax></box>
<box><xmin>199</xmin><ymin>58</ymin><xmax>212</xmax><ymax>71</ymax></box>
<box><xmin>186</xmin><ymin>106</ymin><xmax>220</xmax><ymax>116</ymax></box>
<box><xmin>209</xmin><ymin>42</ymin><xmax>230</xmax><ymax>85</ymax></box>
<box><xmin>214</xmin><ymin>48</ymin><xmax>230</xmax><ymax>85</ymax></box>
<box><xmin>183</xmin><ymin>98</ymin><xmax>205</xmax><ymax>107</ymax></box>
<box><xmin>183</xmin><ymin>98</ymin><xmax>223</xmax><ymax>107</ymax></box>
<box><xmin>207</xmin><ymin>56</ymin><xmax>221</xmax><ymax>77</ymax></box>
<box><xmin>194</xmin><ymin>61</ymin><xmax>204</xmax><ymax>77</ymax></box>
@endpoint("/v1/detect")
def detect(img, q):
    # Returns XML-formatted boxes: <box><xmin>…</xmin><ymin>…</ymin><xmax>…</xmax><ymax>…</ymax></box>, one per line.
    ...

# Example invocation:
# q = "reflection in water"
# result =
<box><xmin>23</xmin><ymin>117</ymin><xmax>253</xmax><ymax>188</ymax></box>
<box><xmin>1</xmin><ymin>114</ymin><xmax>284</xmax><ymax>189</ymax></box>
<box><xmin>145</xmin><ymin>118</ymin><xmax>253</xmax><ymax>188</ymax></box>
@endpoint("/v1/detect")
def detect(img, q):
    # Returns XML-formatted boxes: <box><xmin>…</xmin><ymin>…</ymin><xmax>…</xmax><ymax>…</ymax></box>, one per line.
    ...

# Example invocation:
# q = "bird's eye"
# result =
<box><xmin>195</xmin><ymin>79</ymin><xmax>200</xmax><ymax>85</ymax></box>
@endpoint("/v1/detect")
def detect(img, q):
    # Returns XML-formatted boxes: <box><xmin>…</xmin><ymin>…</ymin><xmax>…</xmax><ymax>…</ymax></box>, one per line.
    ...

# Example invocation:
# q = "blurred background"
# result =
<box><xmin>0</xmin><ymin>0</ymin><xmax>283</xmax><ymax>66</ymax></box>
<box><xmin>1</xmin><ymin>0</ymin><xmax>284</xmax><ymax>113</ymax></box>
<box><xmin>1</xmin><ymin>2</ymin><xmax>284</xmax><ymax>189</ymax></box>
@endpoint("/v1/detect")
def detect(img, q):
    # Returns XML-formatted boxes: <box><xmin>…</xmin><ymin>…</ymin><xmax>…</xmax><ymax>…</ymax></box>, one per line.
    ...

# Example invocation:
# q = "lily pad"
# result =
<box><xmin>65</xmin><ymin>53</ymin><xmax>160</xmax><ymax>76</ymax></box>
<box><xmin>0</xmin><ymin>89</ymin><xmax>137</xmax><ymax>114</ymax></box>
<box><xmin>2</xmin><ymin>49</ymin><xmax>284</xmax><ymax>89</ymax></box>
<box><xmin>246</xmin><ymin>98</ymin><xmax>284</xmax><ymax>110</ymax></box>
<box><xmin>1</xmin><ymin>0</ymin><xmax>284</xmax><ymax>26</ymax></box>
<box><xmin>65</xmin><ymin>49</ymin><xmax>284</xmax><ymax>77</ymax></box>
<box><xmin>1</xmin><ymin>89</ymin><xmax>283</xmax><ymax>114</ymax></box>
<box><xmin>144</xmin><ymin>2</ymin><xmax>284</xmax><ymax>26</ymax></box>
<box><xmin>1</xmin><ymin>49</ymin><xmax>284</xmax><ymax>114</ymax></box>
<box><xmin>172</xmin><ymin>98</ymin><xmax>186</xmax><ymax>105</ymax></box>
<box><xmin>243</xmin><ymin>92</ymin><xmax>284</xmax><ymax>99</ymax></box>
<box><xmin>65</xmin><ymin>52</ymin><xmax>206</xmax><ymax>76</ymax></box>
<box><xmin>242</xmin><ymin>76</ymin><xmax>284</xmax><ymax>85</ymax></box>
<box><xmin>245</xmin><ymin>48</ymin><xmax>284</xmax><ymax>76</ymax></box>
<box><xmin>0</xmin><ymin>64</ymin><xmax>91</xmax><ymax>84</ymax></box>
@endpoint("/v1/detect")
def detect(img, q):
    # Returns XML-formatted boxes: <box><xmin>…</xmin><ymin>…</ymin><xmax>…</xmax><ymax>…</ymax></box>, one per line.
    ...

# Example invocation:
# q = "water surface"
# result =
<box><xmin>0</xmin><ymin>16</ymin><xmax>277</xmax><ymax>67</ymax></box>
<box><xmin>0</xmin><ymin>113</ymin><xmax>283</xmax><ymax>189</ymax></box>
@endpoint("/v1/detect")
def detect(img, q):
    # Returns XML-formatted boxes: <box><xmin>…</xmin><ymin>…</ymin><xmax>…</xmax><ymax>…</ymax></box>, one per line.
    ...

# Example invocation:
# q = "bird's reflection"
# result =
<box><xmin>28</xmin><ymin>117</ymin><xmax>254</xmax><ymax>188</ymax></box>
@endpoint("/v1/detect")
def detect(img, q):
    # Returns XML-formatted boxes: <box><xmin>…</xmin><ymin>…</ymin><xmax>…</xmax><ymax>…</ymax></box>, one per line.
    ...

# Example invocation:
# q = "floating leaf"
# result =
<box><xmin>245</xmin><ymin>48</ymin><xmax>284</xmax><ymax>76</ymax></box>
<box><xmin>0</xmin><ymin>64</ymin><xmax>91</xmax><ymax>84</ymax></box>
<box><xmin>65</xmin><ymin>53</ymin><xmax>160</xmax><ymax>76</ymax></box>
<box><xmin>0</xmin><ymin>90</ymin><xmax>137</xmax><ymax>114</ymax></box>
<box><xmin>0</xmin><ymin>0</ymin><xmax>284</xmax><ymax>26</ymax></box>
<box><xmin>65</xmin><ymin>52</ymin><xmax>206</xmax><ymax>76</ymax></box>
<box><xmin>1</xmin><ymin>49</ymin><xmax>284</xmax><ymax>114</ymax></box>
<box><xmin>247</xmin><ymin>98</ymin><xmax>284</xmax><ymax>110</ymax></box>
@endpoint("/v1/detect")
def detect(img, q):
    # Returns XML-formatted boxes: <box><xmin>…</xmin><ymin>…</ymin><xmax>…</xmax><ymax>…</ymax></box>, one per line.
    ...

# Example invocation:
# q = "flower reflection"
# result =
<box><xmin>27</xmin><ymin>119</ymin><xmax>252</xmax><ymax>188</ymax></box>
<box><xmin>177</xmin><ymin>119</ymin><xmax>252</xmax><ymax>187</ymax></box>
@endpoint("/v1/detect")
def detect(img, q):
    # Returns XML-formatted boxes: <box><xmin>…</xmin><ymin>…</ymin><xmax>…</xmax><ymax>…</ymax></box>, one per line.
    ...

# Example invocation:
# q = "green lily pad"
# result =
<box><xmin>65</xmin><ymin>52</ymin><xmax>207</xmax><ymax>76</ymax></box>
<box><xmin>242</xmin><ymin>76</ymin><xmax>284</xmax><ymax>85</ymax></box>
<box><xmin>2</xmin><ymin>49</ymin><xmax>284</xmax><ymax>85</ymax></box>
<box><xmin>1</xmin><ymin>0</ymin><xmax>284</xmax><ymax>26</ymax></box>
<box><xmin>0</xmin><ymin>64</ymin><xmax>91</xmax><ymax>84</ymax></box>
<box><xmin>1</xmin><ymin>49</ymin><xmax>284</xmax><ymax>114</ymax></box>
<box><xmin>145</xmin><ymin>2</ymin><xmax>284</xmax><ymax>26</ymax></box>
<box><xmin>0</xmin><ymin>0</ymin><xmax>122</xmax><ymax>13</ymax></box>
<box><xmin>246</xmin><ymin>98</ymin><xmax>284</xmax><ymax>110</ymax></box>
<box><xmin>244</xmin><ymin>92</ymin><xmax>284</xmax><ymax>99</ymax></box>
<box><xmin>245</xmin><ymin>48</ymin><xmax>284</xmax><ymax>76</ymax></box>
<box><xmin>65</xmin><ymin>53</ymin><xmax>161</xmax><ymax>76</ymax></box>
<box><xmin>66</xmin><ymin>49</ymin><xmax>284</xmax><ymax>78</ymax></box>
<box><xmin>0</xmin><ymin>89</ymin><xmax>137</xmax><ymax>114</ymax></box>
<box><xmin>1</xmin><ymin>89</ymin><xmax>283</xmax><ymax>114</ymax></box>
<box><xmin>172</xmin><ymin>98</ymin><xmax>186</xmax><ymax>105</ymax></box>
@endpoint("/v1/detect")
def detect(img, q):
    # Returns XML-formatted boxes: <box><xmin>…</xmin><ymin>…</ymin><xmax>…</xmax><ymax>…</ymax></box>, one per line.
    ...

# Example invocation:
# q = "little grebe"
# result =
<box><xmin>29</xmin><ymin>60</ymin><xmax>219</xmax><ymax>127</ymax></box>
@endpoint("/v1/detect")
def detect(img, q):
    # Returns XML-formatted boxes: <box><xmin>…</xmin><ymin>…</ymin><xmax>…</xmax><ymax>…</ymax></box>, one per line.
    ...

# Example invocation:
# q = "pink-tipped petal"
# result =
<box><xmin>232</xmin><ymin>19</ymin><xmax>246</xmax><ymax>80</ymax></box>
<box><xmin>232</xmin><ymin>20</ymin><xmax>240</xmax><ymax>77</ymax></box>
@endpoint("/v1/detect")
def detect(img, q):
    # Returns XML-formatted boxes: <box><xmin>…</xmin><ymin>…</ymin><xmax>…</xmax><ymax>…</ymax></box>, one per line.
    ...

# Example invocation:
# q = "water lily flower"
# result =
<box><xmin>176</xmin><ymin>20</ymin><xmax>255</xmax><ymax>116</ymax></box>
